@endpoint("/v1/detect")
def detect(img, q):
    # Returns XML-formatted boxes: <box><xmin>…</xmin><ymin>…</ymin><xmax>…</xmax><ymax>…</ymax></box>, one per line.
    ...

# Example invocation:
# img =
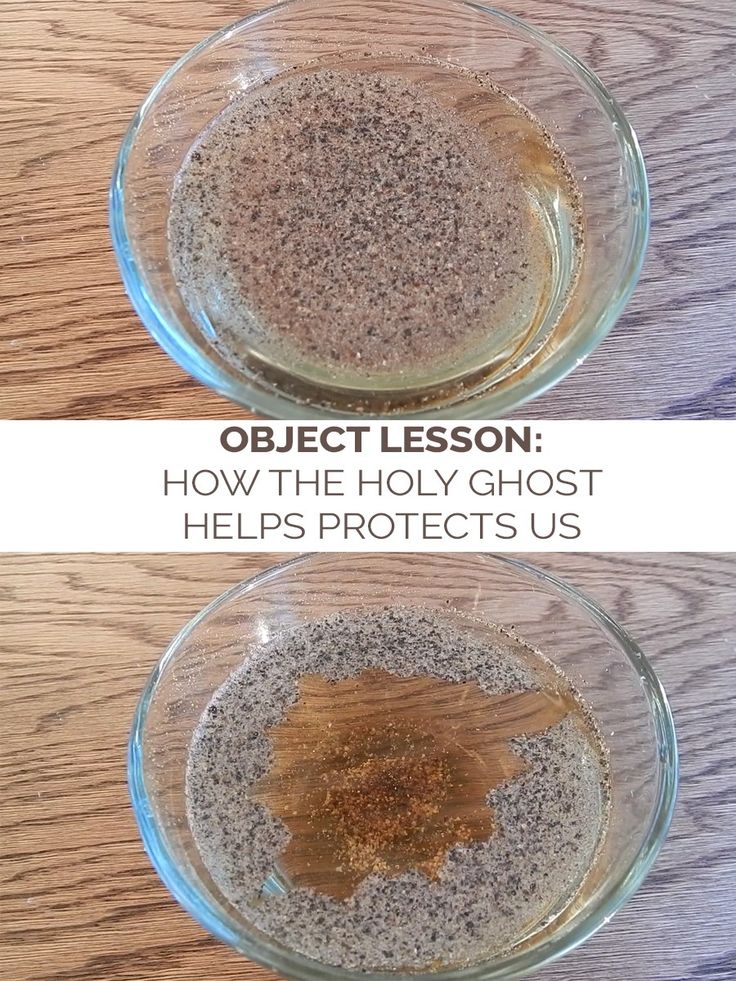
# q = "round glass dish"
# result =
<box><xmin>129</xmin><ymin>553</ymin><xmax>677</xmax><ymax>980</ymax></box>
<box><xmin>110</xmin><ymin>0</ymin><xmax>649</xmax><ymax>419</ymax></box>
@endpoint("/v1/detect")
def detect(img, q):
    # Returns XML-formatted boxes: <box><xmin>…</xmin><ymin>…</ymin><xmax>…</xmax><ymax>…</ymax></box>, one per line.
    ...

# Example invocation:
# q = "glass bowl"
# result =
<box><xmin>129</xmin><ymin>553</ymin><xmax>677</xmax><ymax>979</ymax></box>
<box><xmin>110</xmin><ymin>0</ymin><xmax>649</xmax><ymax>419</ymax></box>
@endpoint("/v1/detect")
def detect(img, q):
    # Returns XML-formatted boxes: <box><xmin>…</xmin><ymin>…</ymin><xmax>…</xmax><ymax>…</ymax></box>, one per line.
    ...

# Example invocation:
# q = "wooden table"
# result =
<box><xmin>1</xmin><ymin>552</ymin><xmax>734</xmax><ymax>981</ymax></box>
<box><xmin>2</xmin><ymin>1</ymin><xmax>735</xmax><ymax>419</ymax></box>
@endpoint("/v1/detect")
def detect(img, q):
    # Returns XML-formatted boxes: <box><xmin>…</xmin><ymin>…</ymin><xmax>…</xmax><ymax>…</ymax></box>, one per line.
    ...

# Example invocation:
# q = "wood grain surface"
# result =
<box><xmin>1</xmin><ymin>1</ymin><xmax>735</xmax><ymax>419</ymax></box>
<box><xmin>1</xmin><ymin>552</ymin><xmax>734</xmax><ymax>981</ymax></box>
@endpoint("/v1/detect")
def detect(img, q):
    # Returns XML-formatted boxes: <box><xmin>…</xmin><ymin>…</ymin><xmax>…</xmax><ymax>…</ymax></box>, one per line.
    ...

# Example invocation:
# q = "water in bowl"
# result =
<box><xmin>168</xmin><ymin>52</ymin><xmax>583</xmax><ymax>410</ymax></box>
<box><xmin>186</xmin><ymin>608</ymin><xmax>608</xmax><ymax>972</ymax></box>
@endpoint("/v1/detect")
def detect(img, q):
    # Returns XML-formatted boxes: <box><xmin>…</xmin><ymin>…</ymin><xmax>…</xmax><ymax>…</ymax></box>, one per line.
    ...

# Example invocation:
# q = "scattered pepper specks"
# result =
<box><xmin>168</xmin><ymin>54</ymin><xmax>579</xmax><ymax>384</ymax></box>
<box><xmin>186</xmin><ymin>608</ymin><xmax>609</xmax><ymax>972</ymax></box>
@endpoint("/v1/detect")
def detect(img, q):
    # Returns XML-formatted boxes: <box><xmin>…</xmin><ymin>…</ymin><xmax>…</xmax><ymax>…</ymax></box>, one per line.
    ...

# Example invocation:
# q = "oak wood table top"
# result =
<box><xmin>1</xmin><ymin>552</ymin><xmax>735</xmax><ymax>981</ymax></box>
<box><xmin>2</xmin><ymin>0</ymin><xmax>735</xmax><ymax>420</ymax></box>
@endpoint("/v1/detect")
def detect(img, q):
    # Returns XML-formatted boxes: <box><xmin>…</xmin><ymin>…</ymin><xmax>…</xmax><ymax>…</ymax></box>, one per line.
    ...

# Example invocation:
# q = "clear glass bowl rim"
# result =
<box><xmin>128</xmin><ymin>553</ymin><xmax>678</xmax><ymax>981</ymax></box>
<box><xmin>109</xmin><ymin>0</ymin><xmax>650</xmax><ymax>420</ymax></box>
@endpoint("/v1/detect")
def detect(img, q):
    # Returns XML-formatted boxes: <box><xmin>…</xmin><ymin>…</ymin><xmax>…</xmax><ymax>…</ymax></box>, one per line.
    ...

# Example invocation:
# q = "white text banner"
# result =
<box><xmin>0</xmin><ymin>421</ymin><xmax>731</xmax><ymax>552</ymax></box>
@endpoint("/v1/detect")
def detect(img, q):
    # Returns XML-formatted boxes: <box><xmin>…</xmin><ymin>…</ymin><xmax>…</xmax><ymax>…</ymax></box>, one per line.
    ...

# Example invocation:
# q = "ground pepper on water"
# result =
<box><xmin>168</xmin><ymin>54</ymin><xmax>580</xmax><ymax>383</ymax></box>
<box><xmin>187</xmin><ymin>609</ymin><xmax>609</xmax><ymax>972</ymax></box>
